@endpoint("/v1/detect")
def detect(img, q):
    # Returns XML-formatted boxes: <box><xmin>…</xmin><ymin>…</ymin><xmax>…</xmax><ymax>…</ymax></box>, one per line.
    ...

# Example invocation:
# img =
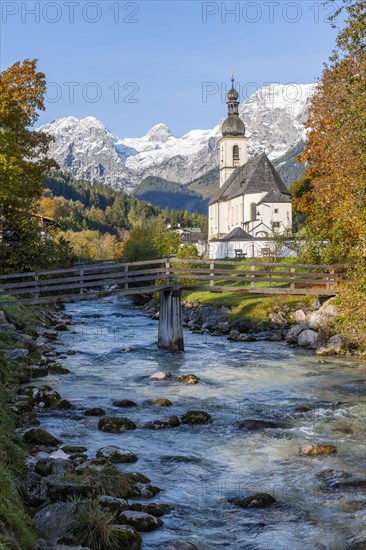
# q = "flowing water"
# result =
<box><xmin>34</xmin><ymin>297</ymin><xmax>366</xmax><ymax>549</ymax></box>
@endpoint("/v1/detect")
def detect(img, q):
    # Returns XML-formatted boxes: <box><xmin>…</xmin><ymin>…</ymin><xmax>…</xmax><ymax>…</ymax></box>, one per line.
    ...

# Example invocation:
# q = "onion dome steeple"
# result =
<box><xmin>222</xmin><ymin>73</ymin><xmax>245</xmax><ymax>137</ymax></box>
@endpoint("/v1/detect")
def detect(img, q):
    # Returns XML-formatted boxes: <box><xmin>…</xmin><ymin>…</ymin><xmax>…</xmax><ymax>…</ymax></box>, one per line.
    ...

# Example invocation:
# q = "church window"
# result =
<box><xmin>274</xmin><ymin>208</ymin><xmax>279</xmax><ymax>214</ymax></box>
<box><xmin>273</xmin><ymin>222</ymin><xmax>280</xmax><ymax>229</ymax></box>
<box><xmin>250</xmin><ymin>202</ymin><xmax>257</xmax><ymax>221</ymax></box>
<box><xmin>233</xmin><ymin>145</ymin><xmax>239</xmax><ymax>165</ymax></box>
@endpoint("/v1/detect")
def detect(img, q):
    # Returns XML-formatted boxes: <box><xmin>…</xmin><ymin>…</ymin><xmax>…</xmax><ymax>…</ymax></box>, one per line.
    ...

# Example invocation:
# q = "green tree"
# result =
<box><xmin>122</xmin><ymin>220</ymin><xmax>180</xmax><ymax>262</ymax></box>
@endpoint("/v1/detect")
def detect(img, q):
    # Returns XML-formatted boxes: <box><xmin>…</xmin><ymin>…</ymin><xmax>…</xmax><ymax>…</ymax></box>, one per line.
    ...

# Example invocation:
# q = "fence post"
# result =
<box><xmin>124</xmin><ymin>265</ymin><xmax>129</xmax><ymax>290</ymax></box>
<box><xmin>79</xmin><ymin>267</ymin><xmax>84</xmax><ymax>294</ymax></box>
<box><xmin>34</xmin><ymin>273</ymin><xmax>40</xmax><ymax>300</ymax></box>
<box><xmin>210</xmin><ymin>261</ymin><xmax>215</xmax><ymax>287</ymax></box>
<box><xmin>327</xmin><ymin>268</ymin><xmax>335</xmax><ymax>292</ymax></box>
<box><xmin>250</xmin><ymin>265</ymin><xmax>256</xmax><ymax>289</ymax></box>
<box><xmin>166</xmin><ymin>258</ymin><xmax>172</xmax><ymax>286</ymax></box>
<box><xmin>290</xmin><ymin>266</ymin><xmax>296</xmax><ymax>291</ymax></box>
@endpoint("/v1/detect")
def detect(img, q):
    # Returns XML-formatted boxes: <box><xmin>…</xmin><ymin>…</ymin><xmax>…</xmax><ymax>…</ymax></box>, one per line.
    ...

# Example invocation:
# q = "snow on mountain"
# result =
<box><xmin>39</xmin><ymin>83</ymin><xmax>317</xmax><ymax>193</ymax></box>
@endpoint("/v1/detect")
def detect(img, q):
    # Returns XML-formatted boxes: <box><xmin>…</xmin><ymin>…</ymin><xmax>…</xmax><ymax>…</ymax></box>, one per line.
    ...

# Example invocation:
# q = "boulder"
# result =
<box><xmin>316</xmin><ymin>334</ymin><xmax>344</xmax><ymax>356</ymax></box>
<box><xmin>25</xmin><ymin>365</ymin><xmax>49</xmax><ymax>378</ymax></box>
<box><xmin>285</xmin><ymin>324</ymin><xmax>307</xmax><ymax>343</ymax></box>
<box><xmin>55</xmin><ymin>399</ymin><xmax>73</xmax><ymax>410</ymax></box>
<box><xmin>32</xmin><ymin>501</ymin><xmax>85</xmax><ymax>543</ymax></box>
<box><xmin>293</xmin><ymin>309</ymin><xmax>307</xmax><ymax>323</ymax></box>
<box><xmin>149</xmin><ymin>371</ymin><xmax>172</xmax><ymax>380</ymax></box>
<box><xmin>111</xmin><ymin>525</ymin><xmax>141</xmax><ymax>550</ymax></box>
<box><xmin>145</xmin><ymin>415</ymin><xmax>180</xmax><ymax>429</ymax></box>
<box><xmin>300</xmin><ymin>444</ymin><xmax>337</xmax><ymax>456</ymax></box>
<box><xmin>127</xmin><ymin>483</ymin><xmax>160</xmax><ymax>499</ymax></box>
<box><xmin>113</xmin><ymin>399</ymin><xmax>138</xmax><ymax>407</ymax></box>
<box><xmin>182</xmin><ymin>411</ymin><xmax>211</xmax><ymax>425</ymax></box>
<box><xmin>34</xmin><ymin>457</ymin><xmax>73</xmax><ymax>477</ymax></box>
<box><xmin>98</xmin><ymin>495</ymin><xmax>128</xmax><ymax>513</ymax></box>
<box><xmin>233</xmin><ymin>492</ymin><xmax>276</xmax><ymax>508</ymax></box>
<box><xmin>84</xmin><ymin>407</ymin><xmax>105</xmax><ymax>416</ymax></box>
<box><xmin>148</xmin><ymin>398</ymin><xmax>172</xmax><ymax>407</ymax></box>
<box><xmin>176</xmin><ymin>373</ymin><xmax>200</xmax><ymax>384</ymax></box>
<box><xmin>297</xmin><ymin>329</ymin><xmax>319</xmax><ymax>349</ymax></box>
<box><xmin>48</xmin><ymin>364</ymin><xmax>70</xmax><ymax>374</ymax></box>
<box><xmin>97</xmin><ymin>416</ymin><xmax>136</xmax><ymax>433</ymax></box>
<box><xmin>96</xmin><ymin>446</ymin><xmax>138</xmax><ymax>463</ymax></box>
<box><xmin>62</xmin><ymin>445</ymin><xmax>88</xmax><ymax>454</ymax></box>
<box><xmin>231</xmin><ymin>319</ymin><xmax>254</xmax><ymax>333</ymax></box>
<box><xmin>118</xmin><ymin>510</ymin><xmax>163</xmax><ymax>531</ymax></box>
<box><xmin>23</xmin><ymin>428</ymin><xmax>61</xmax><ymax>447</ymax></box>
<box><xmin>142</xmin><ymin>503</ymin><xmax>171</xmax><ymax>517</ymax></box>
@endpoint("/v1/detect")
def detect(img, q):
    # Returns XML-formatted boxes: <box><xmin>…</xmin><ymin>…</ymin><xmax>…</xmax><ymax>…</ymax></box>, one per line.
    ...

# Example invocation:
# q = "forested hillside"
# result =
<box><xmin>43</xmin><ymin>172</ymin><xmax>207</xmax><ymax>235</ymax></box>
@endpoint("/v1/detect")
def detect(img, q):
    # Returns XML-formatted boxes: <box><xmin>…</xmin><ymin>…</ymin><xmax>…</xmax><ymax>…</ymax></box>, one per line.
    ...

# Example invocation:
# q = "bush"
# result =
<box><xmin>73</xmin><ymin>501</ymin><xmax>118</xmax><ymax>550</ymax></box>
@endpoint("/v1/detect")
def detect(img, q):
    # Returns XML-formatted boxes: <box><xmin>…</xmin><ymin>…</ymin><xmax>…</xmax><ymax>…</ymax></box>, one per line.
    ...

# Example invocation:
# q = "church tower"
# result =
<box><xmin>219</xmin><ymin>75</ymin><xmax>248</xmax><ymax>187</ymax></box>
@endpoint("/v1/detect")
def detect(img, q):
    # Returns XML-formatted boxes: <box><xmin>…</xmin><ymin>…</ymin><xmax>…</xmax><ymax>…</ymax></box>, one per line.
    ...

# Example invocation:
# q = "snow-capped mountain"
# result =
<box><xmin>39</xmin><ymin>83</ymin><xmax>316</xmax><ymax>193</ymax></box>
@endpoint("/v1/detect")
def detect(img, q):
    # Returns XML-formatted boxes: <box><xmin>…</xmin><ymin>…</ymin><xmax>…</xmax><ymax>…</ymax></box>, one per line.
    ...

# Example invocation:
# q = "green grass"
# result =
<box><xmin>0</xmin><ymin>356</ymin><xmax>37</xmax><ymax>549</ymax></box>
<box><xmin>182</xmin><ymin>290</ymin><xmax>315</xmax><ymax>323</ymax></box>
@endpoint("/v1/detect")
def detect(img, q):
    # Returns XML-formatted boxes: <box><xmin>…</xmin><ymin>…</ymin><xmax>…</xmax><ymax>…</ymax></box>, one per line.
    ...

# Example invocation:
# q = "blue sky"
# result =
<box><xmin>1</xmin><ymin>1</ymin><xmax>341</xmax><ymax>137</ymax></box>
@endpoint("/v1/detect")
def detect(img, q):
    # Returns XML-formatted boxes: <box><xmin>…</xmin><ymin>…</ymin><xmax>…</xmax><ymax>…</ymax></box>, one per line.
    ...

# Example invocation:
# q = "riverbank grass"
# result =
<box><xmin>182</xmin><ymin>291</ymin><xmax>315</xmax><ymax>323</ymax></box>
<box><xmin>0</xmin><ymin>356</ymin><xmax>37</xmax><ymax>550</ymax></box>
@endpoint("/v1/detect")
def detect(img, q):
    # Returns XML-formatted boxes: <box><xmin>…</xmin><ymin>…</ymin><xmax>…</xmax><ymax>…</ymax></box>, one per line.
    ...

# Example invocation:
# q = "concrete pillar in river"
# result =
<box><xmin>158</xmin><ymin>288</ymin><xmax>184</xmax><ymax>351</ymax></box>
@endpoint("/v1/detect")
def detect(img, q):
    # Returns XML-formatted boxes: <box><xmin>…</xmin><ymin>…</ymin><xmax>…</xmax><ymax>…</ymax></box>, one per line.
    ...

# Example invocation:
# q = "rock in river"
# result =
<box><xmin>233</xmin><ymin>492</ymin><xmax>276</xmax><ymax>508</ymax></box>
<box><xmin>176</xmin><ymin>373</ymin><xmax>200</xmax><ymax>384</ymax></box>
<box><xmin>182</xmin><ymin>411</ymin><xmax>211</xmax><ymax>425</ymax></box>
<box><xmin>239</xmin><ymin>419</ymin><xmax>289</xmax><ymax>430</ymax></box>
<box><xmin>23</xmin><ymin>428</ymin><xmax>61</xmax><ymax>447</ymax></box>
<box><xmin>118</xmin><ymin>510</ymin><xmax>164</xmax><ymax>531</ymax></box>
<box><xmin>96</xmin><ymin>445</ymin><xmax>138</xmax><ymax>463</ymax></box>
<box><xmin>84</xmin><ymin>407</ymin><xmax>105</xmax><ymax>416</ymax></box>
<box><xmin>113</xmin><ymin>399</ymin><xmax>138</xmax><ymax>407</ymax></box>
<box><xmin>98</xmin><ymin>417</ymin><xmax>137</xmax><ymax>433</ymax></box>
<box><xmin>148</xmin><ymin>398</ymin><xmax>172</xmax><ymax>407</ymax></box>
<box><xmin>149</xmin><ymin>371</ymin><xmax>172</xmax><ymax>380</ymax></box>
<box><xmin>300</xmin><ymin>444</ymin><xmax>337</xmax><ymax>456</ymax></box>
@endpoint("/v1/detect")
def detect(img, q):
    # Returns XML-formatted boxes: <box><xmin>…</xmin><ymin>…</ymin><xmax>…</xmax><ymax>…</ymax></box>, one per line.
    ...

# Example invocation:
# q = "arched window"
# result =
<box><xmin>250</xmin><ymin>202</ymin><xmax>257</xmax><ymax>221</ymax></box>
<box><xmin>233</xmin><ymin>145</ymin><xmax>239</xmax><ymax>165</ymax></box>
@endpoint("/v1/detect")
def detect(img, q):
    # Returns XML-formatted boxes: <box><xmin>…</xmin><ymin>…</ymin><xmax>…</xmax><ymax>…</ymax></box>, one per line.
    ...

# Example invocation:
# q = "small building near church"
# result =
<box><xmin>208</xmin><ymin>76</ymin><xmax>292</xmax><ymax>259</ymax></box>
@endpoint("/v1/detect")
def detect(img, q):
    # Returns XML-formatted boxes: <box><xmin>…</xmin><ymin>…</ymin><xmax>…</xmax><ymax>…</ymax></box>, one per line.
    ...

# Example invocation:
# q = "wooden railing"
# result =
<box><xmin>0</xmin><ymin>259</ymin><xmax>352</xmax><ymax>306</ymax></box>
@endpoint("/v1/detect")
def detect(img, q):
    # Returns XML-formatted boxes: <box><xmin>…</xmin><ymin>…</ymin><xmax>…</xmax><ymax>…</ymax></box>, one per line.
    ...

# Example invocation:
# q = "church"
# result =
<box><xmin>208</xmin><ymin>77</ymin><xmax>292</xmax><ymax>259</ymax></box>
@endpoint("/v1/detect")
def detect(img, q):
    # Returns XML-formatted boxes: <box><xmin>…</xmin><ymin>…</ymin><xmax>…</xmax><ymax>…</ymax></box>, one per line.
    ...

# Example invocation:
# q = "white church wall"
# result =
<box><xmin>219</xmin><ymin>135</ymin><xmax>248</xmax><ymax>186</ymax></box>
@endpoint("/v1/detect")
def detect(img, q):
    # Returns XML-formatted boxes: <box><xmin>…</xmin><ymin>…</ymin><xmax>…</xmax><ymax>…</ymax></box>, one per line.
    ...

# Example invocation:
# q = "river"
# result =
<box><xmin>33</xmin><ymin>297</ymin><xmax>366</xmax><ymax>549</ymax></box>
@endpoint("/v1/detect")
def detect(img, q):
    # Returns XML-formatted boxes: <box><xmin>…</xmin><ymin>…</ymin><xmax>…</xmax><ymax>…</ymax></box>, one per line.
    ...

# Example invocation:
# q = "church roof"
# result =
<box><xmin>219</xmin><ymin>227</ymin><xmax>252</xmax><ymax>241</ymax></box>
<box><xmin>258</xmin><ymin>188</ymin><xmax>292</xmax><ymax>204</ymax></box>
<box><xmin>222</xmin><ymin>115</ymin><xmax>245</xmax><ymax>137</ymax></box>
<box><xmin>209</xmin><ymin>153</ymin><xmax>290</xmax><ymax>205</ymax></box>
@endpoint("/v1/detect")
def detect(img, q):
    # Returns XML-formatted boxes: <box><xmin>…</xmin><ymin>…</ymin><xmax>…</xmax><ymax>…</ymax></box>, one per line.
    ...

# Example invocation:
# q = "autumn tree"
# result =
<box><xmin>0</xmin><ymin>59</ymin><xmax>57</xmax><ymax>225</ymax></box>
<box><xmin>297</xmin><ymin>0</ymin><xmax>366</xmax><ymax>263</ymax></box>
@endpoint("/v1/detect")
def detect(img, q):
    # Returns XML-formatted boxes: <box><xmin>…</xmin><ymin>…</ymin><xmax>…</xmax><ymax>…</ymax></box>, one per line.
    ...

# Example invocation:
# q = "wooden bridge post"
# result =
<box><xmin>158</xmin><ymin>288</ymin><xmax>184</xmax><ymax>351</ymax></box>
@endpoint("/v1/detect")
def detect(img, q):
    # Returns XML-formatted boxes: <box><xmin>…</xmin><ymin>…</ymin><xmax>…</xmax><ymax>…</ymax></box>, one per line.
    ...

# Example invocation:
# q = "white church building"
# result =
<box><xmin>208</xmin><ymin>77</ymin><xmax>292</xmax><ymax>259</ymax></box>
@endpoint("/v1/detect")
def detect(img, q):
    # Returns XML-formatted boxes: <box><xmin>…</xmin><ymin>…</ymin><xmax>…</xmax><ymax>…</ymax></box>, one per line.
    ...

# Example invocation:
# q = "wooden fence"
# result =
<box><xmin>0</xmin><ymin>259</ymin><xmax>352</xmax><ymax>306</ymax></box>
